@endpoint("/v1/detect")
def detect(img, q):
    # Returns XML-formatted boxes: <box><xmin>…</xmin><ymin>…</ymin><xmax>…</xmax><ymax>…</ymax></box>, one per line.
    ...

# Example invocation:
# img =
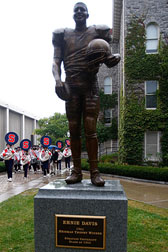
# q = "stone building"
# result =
<box><xmin>98</xmin><ymin>0</ymin><xmax>168</xmax><ymax>164</ymax></box>
<box><xmin>0</xmin><ymin>101</ymin><xmax>39</xmax><ymax>153</ymax></box>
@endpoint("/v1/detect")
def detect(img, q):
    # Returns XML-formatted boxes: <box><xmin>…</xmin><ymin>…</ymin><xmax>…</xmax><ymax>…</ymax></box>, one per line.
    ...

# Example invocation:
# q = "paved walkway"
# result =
<box><xmin>0</xmin><ymin>168</ymin><xmax>168</xmax><ymax>209</ymax></box>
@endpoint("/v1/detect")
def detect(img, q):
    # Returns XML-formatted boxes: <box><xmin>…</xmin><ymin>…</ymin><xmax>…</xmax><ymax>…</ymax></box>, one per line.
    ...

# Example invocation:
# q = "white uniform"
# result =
<box><xmin>0</xmin><ymin>147</ymin><xmax>15</xmax><ymax>160</ymax></box>
<box><xmin>58</xmin><ymin>151</ymin><xmax>63</xmax><ymax>161</ymax></box>
<box><xmin>21</xmin><ymin>152</ymin><xmax>31</xmax><ymax>166</ymax></box>
<box><xmin>0</xmin><ymin>146</ymin><xmax>15</xmax><ymax>181</ymax></box>
<box><xmin>63</xmin><ymin>148</ymin><xmax>72</xmax><ymax>158</ymax></box>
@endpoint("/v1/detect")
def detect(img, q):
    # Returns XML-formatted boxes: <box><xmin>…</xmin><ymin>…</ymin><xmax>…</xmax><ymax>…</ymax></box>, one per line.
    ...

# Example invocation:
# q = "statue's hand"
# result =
<box><xmin>55</xmin><ymin>79</ymin><xmax>63</xmax><ymax>89</ymax></box>
<box><xmin>55</xmin><ymin>80</ymin><xmax>71</xmax><ymax>101</ymax></box>
<box><xmin>105</xmin><ymin>53</ymin><xmax>121</xmax><ymax>68</ymax></box>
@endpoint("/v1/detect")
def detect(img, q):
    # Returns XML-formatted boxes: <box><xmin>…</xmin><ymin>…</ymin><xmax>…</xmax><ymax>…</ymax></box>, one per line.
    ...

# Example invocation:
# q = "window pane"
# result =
<box><xmin>104</xmin><ymin>86</ymin><xmax>111</xmax><ymax>94</ymax></box>
<box><xmin>104</xmin><ymin>117</ymin><xmax>111</xmax><ymax>124</ymax></box>
<box><xmin>104</xmin><ymin>109</ymin><xmax>111</xmax><ymax>117</ymax></box>
<box><xmin>146</xmin><ymin>95</ymin><xmax>157</xmax><ymax>108</ymax></box>
<box><xmin>104</xmin><ymin>109</ymin><xmax>111</xmax><ymax>124</ymax></box>
<box><xmin>146</xmin><ymin>144</ymin><xmax>157</xmax><ymax>157</ymax></box>
<box><xmin>104</xmin><ymin>77</ymin><xmax>112</xmax><ymax>86</ymax></box>
<box><xmin>146</xmin><ymin>131</ymin><xmax>158</xmax><ymax>160</ymax></box>
<box><xmin>104</xmin><ymin>77</ymin><xmax>112</xmax><ymax>94</ymax></box>
<box><xmin>146</xmin><ymin>81</ymin><xmax>157</xmax><ymax>94</ymax></box>
<box><xmin>146</xmin><ymin>40</ymin><xmax>158</xmax><ymax>52</ymax></box>
<box><xmin>146</xmin><ymin>132</ymin><xmax>157</xmax><ymax>144</ymax></box>
<box><xmin>146</xmin><ymin>25</ymin><xmax>158</xmax><ymax>39</ymax></box>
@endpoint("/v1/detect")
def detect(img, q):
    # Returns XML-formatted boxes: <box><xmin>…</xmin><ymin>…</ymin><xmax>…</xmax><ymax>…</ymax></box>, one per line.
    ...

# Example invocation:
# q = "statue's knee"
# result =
<box><xmin>84</xmin><ymin>117</ymin><xmax>97</xmax><ymax>137</ymax></box>
<box><xmin>69</xmin><ymin>121</ymin><xmax>81</xmax><ymax>137</ymax></box>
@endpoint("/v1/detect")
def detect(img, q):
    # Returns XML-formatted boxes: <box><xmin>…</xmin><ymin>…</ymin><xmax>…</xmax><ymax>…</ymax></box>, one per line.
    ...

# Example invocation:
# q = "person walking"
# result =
<box><xmin>50</xmin><ymin>147</ymin><xmax>58</xmax><ymax>175</ymax></box>
<box><xmin>14</xmin><ymin>147</ymin><xmax>22</xmax><ymax>172</ymax></box>
<box><xmin>21</xmin><ymin>150</ymin><xmax>31</xmax><ymax>179</ymax></box>
<box><xmin>57</xmin><ymin>149</ymin><xmax>63</xmax><ymax>171</ymax></box>
<box><xmin>20</xmin><ymin>139</ymin><xmax>32</xmax><ymax>179</ymax></box>
<box><xmin>30</xmin><ymin>146</ymin><xmax>38</xmax><ymax>173</ymax></box>
<box><xmin>0</xmin><ymin>144</ymin><xmax>15</xmax><ymax>182</ymax></box>
<box><xmin>63</xmin><ymin>145</ymin><xmax>71</xmax><ymax>169</ymax></box>
<box><xmin>40</xmin><ymin>147</ymin><xmax>52</xmax><ymax>177</ymax></box>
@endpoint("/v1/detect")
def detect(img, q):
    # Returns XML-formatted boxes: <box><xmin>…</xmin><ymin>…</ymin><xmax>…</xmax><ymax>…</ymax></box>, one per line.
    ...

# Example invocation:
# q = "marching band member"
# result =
<box><xmin>50</xmin><ymin>147</ymin><xmax>58</xmax><ymax>175</ymax></box>
<box><xmin>20</xmin><ymin>139</ymin><xmax>32</xmax><ymax>179</ymax></box>
<box><xmin>14</xmin><ymin>147</ymin><xmax>22</xmax><ymax>172</ymax></box>
<box><xmin>40</xmin><ymin>146</ymin><xmax>52</xmax><ymax>177</ymax></box>
<box><xmin>0</xmin><ymin>144</ymin><xmax>15</xmax><ymax>182</ymax></box>
<box><xmin>40</xmin><ymin>136</ymin><xmax>52</xmax><ymax>177</ymax></box>
<box><xmin>63</xmin><ymin>140</ymin><xmax>72</xmax><ymax>169</ymax></box>
<box><xmin>56</xmin><ymin>140</ymin><xmax>63</xmax><ymax>171</ymax></box>
<box><xmin>1</xmin><ymin>132</ymin><xmax>19</xmax><ymax>182</ymax></box>
<box><xmin>35</xmin><ymin>146</ymin><xmax>41</xmax><ymax>170</ymax></box>
<box><xmin>21</xmin><ymin>150</ymin><xmax>31</xmax><ymax>179</ymax></box>
<box><xmin>57</xmin><ymin>149</ymin><xmax>63</xmax><ymax>171</ymax></box>
<box><xmin>29</xmin><ymin>146</ymin><xmax>38</xmax><ymax>173</ymax></box>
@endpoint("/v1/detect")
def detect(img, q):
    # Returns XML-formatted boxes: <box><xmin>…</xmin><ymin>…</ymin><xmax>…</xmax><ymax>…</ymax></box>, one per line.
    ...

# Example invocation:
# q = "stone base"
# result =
<box><xmin>34</xmin><ymin>179</ymin><xmax>127</xmax><ymax>252</ymax></box>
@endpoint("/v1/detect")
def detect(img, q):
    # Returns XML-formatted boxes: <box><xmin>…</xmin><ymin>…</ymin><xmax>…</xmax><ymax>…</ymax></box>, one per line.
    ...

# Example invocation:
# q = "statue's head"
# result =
<box><xmin>73</xmin><ymin>2</ymin><xmax>89</xmax><ymax>24</ymax></box>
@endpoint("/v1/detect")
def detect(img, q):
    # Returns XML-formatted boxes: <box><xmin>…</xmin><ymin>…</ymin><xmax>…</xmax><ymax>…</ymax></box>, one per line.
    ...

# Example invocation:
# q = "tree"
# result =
<box><xmin>35</xmin><ymin>113</ymin><xmax>69</xmax><ymax>144</ymax></box>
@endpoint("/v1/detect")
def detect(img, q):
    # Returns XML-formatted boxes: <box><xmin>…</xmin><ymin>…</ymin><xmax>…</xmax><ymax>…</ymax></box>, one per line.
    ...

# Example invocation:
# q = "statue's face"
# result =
<box><xmin>73</xmin><ymin>3</ymin><xmax>89</xmax><ymax>24</ymax></box>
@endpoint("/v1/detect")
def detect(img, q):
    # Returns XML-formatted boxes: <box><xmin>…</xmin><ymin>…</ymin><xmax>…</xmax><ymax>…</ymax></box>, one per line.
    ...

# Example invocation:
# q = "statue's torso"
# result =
<box><xmin>52</xmin><ymin>25</ymin><xmax>111</xmax><ymax>94</ymax></box>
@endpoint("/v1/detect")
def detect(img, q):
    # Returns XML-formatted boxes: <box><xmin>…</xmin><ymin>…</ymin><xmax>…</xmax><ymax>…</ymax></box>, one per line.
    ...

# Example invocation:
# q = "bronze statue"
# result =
<box><xmin>52</xmin><ymin>2</ymin><xmax>120</xmax><ymax>186</ymax></box>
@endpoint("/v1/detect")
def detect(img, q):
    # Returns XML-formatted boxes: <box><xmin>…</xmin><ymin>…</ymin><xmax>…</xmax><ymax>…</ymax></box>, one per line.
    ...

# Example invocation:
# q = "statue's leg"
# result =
<box><xmin>65</xmin><ymin>96</ymin><xmax>83</xmax><ymax>184</ymax></box>
<box><xmin>83</xmin><ymin>95</ymin><xmax>105</xmax><ymax>186</ymax></box>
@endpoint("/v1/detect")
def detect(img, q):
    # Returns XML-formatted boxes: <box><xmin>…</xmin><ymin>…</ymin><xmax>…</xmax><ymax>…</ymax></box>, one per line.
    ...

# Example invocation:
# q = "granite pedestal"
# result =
<box><xmin>34</xmin><ymin>179</ymin><xmax>127</xmax><ymax>252</ymax></box>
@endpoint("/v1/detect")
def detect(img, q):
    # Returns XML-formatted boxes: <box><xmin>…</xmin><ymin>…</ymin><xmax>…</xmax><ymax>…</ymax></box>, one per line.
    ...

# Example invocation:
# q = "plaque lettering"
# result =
<box><xmin>55</xmin><ymin>214</ymin><xmax>106</xmax><ymax>250</ymax></box>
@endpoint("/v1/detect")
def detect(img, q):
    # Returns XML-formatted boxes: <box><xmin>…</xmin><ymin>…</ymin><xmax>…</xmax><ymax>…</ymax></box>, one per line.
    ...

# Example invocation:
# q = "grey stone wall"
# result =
<box><xmin>125</xmin><ymin>0</ymin><xmax>168</xmax><ymax>42</ymax></box>
<box><xmin>97</xmin><ymin>44</ymin><xmax>120</xmax><ymax>152</ymax></box>
<box><xmin>118</xmin><ymin>0</ymin><xmax>168</xmax><ymax>98</ymax></box>
<box><xmin>98</xmin><ymin>41</ymin><xmax>120</xmax><ymax>119</ymax></box>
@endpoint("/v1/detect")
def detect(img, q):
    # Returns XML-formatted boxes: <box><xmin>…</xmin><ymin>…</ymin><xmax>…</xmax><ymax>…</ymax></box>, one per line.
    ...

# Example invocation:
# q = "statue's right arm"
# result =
<box><xmin>52</xmin><ymin>50</ymin><xmax>62</xmax><ymax>87</ymax></box>
<box><xmin>52</xmin><ymin>29</ymin><xmax>64</xmax><ymax>87</ymax></box>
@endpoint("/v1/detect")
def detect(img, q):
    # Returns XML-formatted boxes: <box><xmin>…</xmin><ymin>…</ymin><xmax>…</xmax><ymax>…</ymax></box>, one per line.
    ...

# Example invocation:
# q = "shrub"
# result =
<box><xmin>99</xmin><ymin>153</ymin><xmax>118</xmax><ymax>163</ymax></box>
<box><xmin>0</xmin><ymin>161</ymin><xmax>6</xmax><ymax>173</ymax></box>
<box><xmin>81</xmin><ymin>159</ymin><xmax>168</xmax><ymax>182</ymax></box>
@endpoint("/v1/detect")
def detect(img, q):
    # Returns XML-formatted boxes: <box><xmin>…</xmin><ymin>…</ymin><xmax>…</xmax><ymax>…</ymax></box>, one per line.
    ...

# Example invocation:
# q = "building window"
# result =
<box><xmin>145</xmin><ymin>81</ymin><xmax>158</xmax><ymax>109</ymax></box>
<box><xmin>104</xmin><ymin>77</ymin><xmax>112</xmax><ymax>94</ymax></box>
<box><xmin>146</xmin><ymin>23</ymin><xmax>159</xmax><ymax>54</ymax></box>
<box><xmin>144</xmin><ymin>131</ymin><xmax>161</xmax><ymax>161</ymax></box>
<box><xmin>104</xmin><ymin>109</ymin><xmax>112</xmax><ymax>124</ymax></box>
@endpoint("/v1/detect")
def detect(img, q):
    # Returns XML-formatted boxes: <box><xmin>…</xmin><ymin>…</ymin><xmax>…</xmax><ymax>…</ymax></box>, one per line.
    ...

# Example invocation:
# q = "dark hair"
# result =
<box><xmin>74</xmin><ymin>2</ymin><xmax>88</xmax><ymax>12</ymax></box>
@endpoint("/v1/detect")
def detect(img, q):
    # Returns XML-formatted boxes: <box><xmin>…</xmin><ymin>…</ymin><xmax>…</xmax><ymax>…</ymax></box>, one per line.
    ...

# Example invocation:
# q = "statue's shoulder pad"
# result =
<box><xmin>53</xmin><ymin>28</ymin><xmax>65</xmax><ymax>35</ymax></box>
<box><xmin>95</xmin><ymin>24</ymin><xmax>110</xmax><ymax>31</ymax></box>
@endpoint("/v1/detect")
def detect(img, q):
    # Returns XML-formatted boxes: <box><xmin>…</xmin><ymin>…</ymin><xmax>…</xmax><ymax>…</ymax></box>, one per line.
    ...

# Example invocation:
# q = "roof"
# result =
<box><xmin>0</xmin><ymin>100</ymin><xmax>39</xmax><ymax>120</ymax></box>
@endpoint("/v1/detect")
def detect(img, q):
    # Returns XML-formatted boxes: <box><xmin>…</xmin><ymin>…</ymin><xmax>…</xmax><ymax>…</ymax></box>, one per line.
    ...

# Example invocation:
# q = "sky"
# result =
<box><xmin>0</xmin><ymin>0</ymin><xmax>113</xmax><ymax>119</ymax></box>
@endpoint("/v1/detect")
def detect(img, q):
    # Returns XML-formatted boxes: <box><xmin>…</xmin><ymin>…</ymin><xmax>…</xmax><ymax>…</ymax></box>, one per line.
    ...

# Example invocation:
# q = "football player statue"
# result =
<box><xmin>52</xmin><ymin>2</ymin><xmax>120</xmax><ymax>186</ymax></box>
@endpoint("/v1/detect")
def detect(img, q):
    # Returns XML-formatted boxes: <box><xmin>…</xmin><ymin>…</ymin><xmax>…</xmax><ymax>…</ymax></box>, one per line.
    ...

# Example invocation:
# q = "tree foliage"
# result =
<box><xmin>35</xmin><ymin>113</ymin><xmax>69</xmax><ymax>144</ymax></box>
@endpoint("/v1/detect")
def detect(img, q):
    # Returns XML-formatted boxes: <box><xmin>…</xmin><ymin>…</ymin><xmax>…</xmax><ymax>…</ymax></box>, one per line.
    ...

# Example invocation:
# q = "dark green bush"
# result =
<box><xmin>0</xmin><ymin>161</ymin><xmax>6</xmax><ymax>173</ymax></box>
<box><xmin>81</xmin><ymin>159</ymin><xmax>168</xmax><ymax>182</ymax></box>
<box><xmin>99</xmin><ymin>153</ymin><xmax>118</xmax><ymax>163</ymax></box>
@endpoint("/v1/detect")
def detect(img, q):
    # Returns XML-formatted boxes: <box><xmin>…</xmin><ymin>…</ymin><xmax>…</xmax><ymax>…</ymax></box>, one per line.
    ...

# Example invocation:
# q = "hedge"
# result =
<box><xmin>81</xmin><ymin>159</ymin><xmax>168</xmax><ymax>182</ymax></box>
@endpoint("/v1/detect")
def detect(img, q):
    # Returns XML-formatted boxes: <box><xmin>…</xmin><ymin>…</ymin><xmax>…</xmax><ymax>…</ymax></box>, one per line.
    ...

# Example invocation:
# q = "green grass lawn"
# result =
<box><xmin>0</xmin><ymin>189</ymin><xmax>167</xmax><ymax>252</ymax></box>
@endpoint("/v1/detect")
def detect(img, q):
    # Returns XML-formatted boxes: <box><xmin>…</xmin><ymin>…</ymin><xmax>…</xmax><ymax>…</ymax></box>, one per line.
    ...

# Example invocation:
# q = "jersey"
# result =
<box><xmin>52</xmin><ymin>25</ymin><xmax>111</xmax><ymax>95</ymax></box>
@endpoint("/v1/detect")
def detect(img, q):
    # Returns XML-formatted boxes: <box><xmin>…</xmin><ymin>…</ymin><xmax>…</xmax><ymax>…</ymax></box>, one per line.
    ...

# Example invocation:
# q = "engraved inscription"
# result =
<box><xmin>55</xmin><ymin>214</ymin><xmax>106</xmax><ymax>250</ymax></box>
